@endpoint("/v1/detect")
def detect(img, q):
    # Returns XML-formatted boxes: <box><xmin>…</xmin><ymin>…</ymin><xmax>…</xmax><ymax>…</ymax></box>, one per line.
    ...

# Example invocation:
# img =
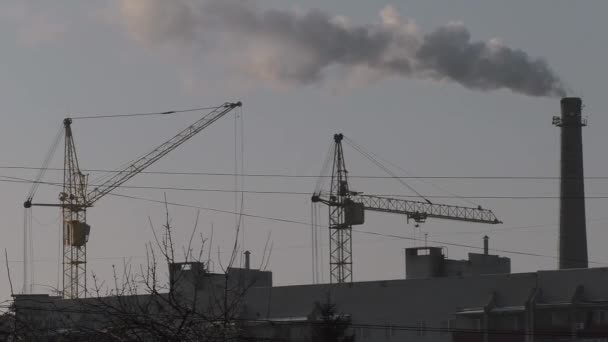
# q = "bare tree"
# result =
<box><xmin>10</xmin><ymin>200</ymin><xmax>271</xmax><ymax>342</ymax></box>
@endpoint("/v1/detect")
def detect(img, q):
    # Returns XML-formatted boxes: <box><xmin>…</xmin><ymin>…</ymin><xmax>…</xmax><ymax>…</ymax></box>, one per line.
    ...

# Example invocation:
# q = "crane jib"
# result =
<box><xmin>311</xmin><ymin>132</ymin><xmax>502</xmax><ymax>285</ymax></box>
<box><xmin>85</xmin><ymin>102</ymin><xmax>241</xmax><ymax>205</ymax></box>
<box><xmin>352</xmin><ymin>195</ymin><xmax>501</xmax><ymax>224</ymax></box>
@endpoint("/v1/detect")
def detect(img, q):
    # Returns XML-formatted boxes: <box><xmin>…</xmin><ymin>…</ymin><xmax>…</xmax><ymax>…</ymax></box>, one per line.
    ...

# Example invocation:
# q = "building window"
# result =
<box><xmin>512</xmin><ymin>316</ymin><xmax>519</xmax><ymax>331</ymax></box>
<box><xmin>363</xmin><ymin>327</ymin><xmax>371</xmax><ymax>338</ymax></box>
<box><xmin>474</xmin><ymin>318</ymin><xmax>482</xmax><ymax>331</ymax></box>
<box><xmin>355</xmin><ymin>327</ymin><xmax>362</xmax><ymax>340</ymax></box>
<box><xmin>440</xmin><ymin>320</ymin><xmax>454</xmax><ymax>336</ymax></box>
<box><xmin>383</xmin><ymin>323</ymin><xmax>397</xmax><ymax>339</ymax></box>
<box><xmin>417</xmin><ymin>320</ymin><xmax>426</xmax><ymax>336</ymax></box>
<box><xmin>595</xmin><ymin>310</ymin><xmax>607</xmax><ymax>325</ymax></box>
<box><xmin>551</xmin><ymin>312</ymin><xmax>568</xmax><ymax>326</ymax></box>
<box><xmin>418</xmin><ymin>249</ymin><xmax>430</xmax><ymax>256</ymax></box>
<box><xmin>385</xmin><ymin>324</ymin><xmax>391</xmax><ymax>339</ymax></box>
<box><xmin>440</xmin><ymin>320</ymin><xmax>448</xmax><ymax>336</ymax></box>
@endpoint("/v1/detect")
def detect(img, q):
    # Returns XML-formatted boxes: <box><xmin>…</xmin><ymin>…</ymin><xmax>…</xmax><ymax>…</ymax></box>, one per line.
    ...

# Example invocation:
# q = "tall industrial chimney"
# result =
<box><xmin>553</xmin><ymin>97</ymin><xmax>588</xmax><ymax>269</ymax></box>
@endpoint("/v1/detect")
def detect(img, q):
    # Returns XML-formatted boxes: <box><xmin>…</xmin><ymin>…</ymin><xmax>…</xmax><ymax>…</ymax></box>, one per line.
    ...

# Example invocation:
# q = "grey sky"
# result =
<box><xmin>1</xmin><ymin>1</ymin><xmax>608</xmax><ymax>302</ymax></box>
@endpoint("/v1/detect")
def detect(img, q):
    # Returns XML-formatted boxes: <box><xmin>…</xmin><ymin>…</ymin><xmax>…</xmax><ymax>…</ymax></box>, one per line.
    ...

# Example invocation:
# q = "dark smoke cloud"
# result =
<box><xmin>416</xmin><ymin>24</ymin><xmax>566</xmax><ymax>97</ymax></box>
<box><xmin>120</xmin><ymin>0</ymin><xmax>567</xmax><ymax>97</ymax></box>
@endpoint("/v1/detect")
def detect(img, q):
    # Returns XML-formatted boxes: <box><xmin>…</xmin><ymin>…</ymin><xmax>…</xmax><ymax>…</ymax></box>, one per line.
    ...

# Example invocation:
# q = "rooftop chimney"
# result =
<box><xmin>244</xmin><ymin>250</ymin><xmax>251</xmax><ymax>270</ymax></box>
<box><xmin>553</xmin><ymin>97</ymin><xmax>588</xmax><ymax>269</ymax></box>
<box><xmin>483</xmin><ymin>235</ymin><xmax>489</xmax><ymax>255</ymax></box>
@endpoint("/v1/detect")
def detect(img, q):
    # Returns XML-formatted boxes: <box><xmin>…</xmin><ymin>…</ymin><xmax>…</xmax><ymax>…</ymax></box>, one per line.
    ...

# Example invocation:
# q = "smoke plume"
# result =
<box><xmin>120</xmin><ymin>0</ymin><xmax>566</xmax><ymax>97</ymax></box>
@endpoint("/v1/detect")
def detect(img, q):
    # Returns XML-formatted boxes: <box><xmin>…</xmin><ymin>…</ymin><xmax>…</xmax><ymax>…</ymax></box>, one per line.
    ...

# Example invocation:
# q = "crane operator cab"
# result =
<box><xmin>65</xmin><ymin>220</ymin><xmax>90</xmax><ymax>247</ymax></box>
<box><xmin>344</xmin><ymin>199</ymin><xmax>365</xmax><ymax>226</ymax></box>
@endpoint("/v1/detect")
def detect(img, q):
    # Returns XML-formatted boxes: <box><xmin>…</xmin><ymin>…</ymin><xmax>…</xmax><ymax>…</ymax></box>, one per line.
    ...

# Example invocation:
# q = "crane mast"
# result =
<box><xmin>27</xmin><ymin>102</ymin><xmax>242</xmax><ymax>299</ymax></box>
<box><xmin>312</xmin><ymin>133</ymin><xmax>501</xmax><ymax>284</ymax></box>
<box><xmin>326</xmin><ymin>133</ymin><xmax>354</xmax><ymax>284</ymax></box>
<box><xmin>62</xmin><ymin>118</ymin><xmax>90</xmax><ymax>299</ymax></box>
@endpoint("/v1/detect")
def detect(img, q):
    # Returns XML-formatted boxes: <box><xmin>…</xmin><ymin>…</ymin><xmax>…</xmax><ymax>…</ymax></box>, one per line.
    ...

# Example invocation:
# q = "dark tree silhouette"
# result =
<box><xmin>309</xmin><ymin>295</ymin><xmax>355</xmax><ymax>342</ymax></box>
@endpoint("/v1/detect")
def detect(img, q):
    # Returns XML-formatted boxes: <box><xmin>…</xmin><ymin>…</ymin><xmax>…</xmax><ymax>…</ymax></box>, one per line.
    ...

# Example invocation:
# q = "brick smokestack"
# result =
<box><xmin>553</xmin><ymin>97</ymin><xmax>588</xmax><ymax>269</ymax></box>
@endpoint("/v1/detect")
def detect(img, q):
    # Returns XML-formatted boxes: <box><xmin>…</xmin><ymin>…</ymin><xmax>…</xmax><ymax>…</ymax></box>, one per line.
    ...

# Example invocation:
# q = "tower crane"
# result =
<box><xmin>24</xmin><ymin>102</ymin><xmax>242</xmax><ymax>299</ymax></box>
<box><xmin>311</xmin><ymin>133</ymin><xmax>501</xmax><ymax>284</ymax></box>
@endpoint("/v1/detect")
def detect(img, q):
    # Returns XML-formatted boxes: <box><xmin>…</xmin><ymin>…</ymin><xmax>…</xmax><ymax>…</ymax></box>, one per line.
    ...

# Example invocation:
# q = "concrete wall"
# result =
<box><xmin>406</xmin><ymin>247</ymin><xmax>511</xmax><ymax>279</ymax></box>
<box><xmin>406</xmin><ymin>247</ymin><xmax>445</xmax><ymax>279</ymax></box>
<box><xmin>467</xmin><ymin>253</ymin><xmax>511</xmax><ymax>276</ymax></box>
<box><xmin>14</xmin><ymin>267</ymin><xmax>608</xmax><ymax>342</ymax></box>
<box><xmin>243</xmin><ymin>268</ymin><xmax>608</xmax><ymax>342</ymax></box>
<box><xmin>244</xmin><ymin>272</ymin><xmax>538</xmax><ymax>341</ymax></box>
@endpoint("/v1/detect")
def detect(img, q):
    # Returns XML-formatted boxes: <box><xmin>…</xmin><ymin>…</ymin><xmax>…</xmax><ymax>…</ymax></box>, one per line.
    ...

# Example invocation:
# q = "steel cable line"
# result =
<box><xmin>85</xmin><ymin>103</ymin><xmax>237</xmax><ymax>187</ymax></box>
<box><xmin>313</xmin><ymin>142</ymin><xmax>336</xmax><ymax>195</ymax></box>
<box><xmin>343</xmin><ymin>136</ymin><xmax>432</xmax><ymax>203</ymax></box>
<box><xmin>25</xmin><ymin>124</ymin><xmax>63</xmax><ymax>202</ymax></box>
<box><xmin>0</xmin><ymin>303</ymin><xmax>591</xmax><ymax>338</ymax></box>
<box><xmin>437</xmin><ymin>216</ymin><xmax>608</xmax><ymax>235</ymax></box>
<box><xmin>13</xmin><ymin>168</ymin><xmax>608</xmax><ymax>251</ymax></box>
<box><xmin>356</xmin><ymin>229</ymin><xmax>608</xmax><ymax>266</ymax></box>
<box><xmin>1</xmin><ymin>164</ymin><xmax>606</xmax><ymax>180</ymax></box>
<box><xmin>103</xmin><ymin>192</ymin><xmax>608</xmax><ymax>266</ymax></box>
<box><xmin>343</xmin><ymin>135</ymin><xmax>481</xmax><ymax>207</ymax></box>
<box><xmin>346</xmin><ymin>138</ymin><xmax>482</xmax><ymax>207</ymax></box>
<box><xmin>70</xmin><ymin>105</ymin><xmax>225</xmax><ymax>120</ymax></box>
<box><xmin>5</xmin><ymin>174</ymin><xmax>608</xmax><ymax>199</ymax></box>
<box><xmin>21</xmin><ymin>124</ymin><xmax>63</xmax><ymax>296</ymax></box>
<box><xmin>12</xmin><ymin>217</ymin><xmax>608</xmax><ymax>265</ymax></box>
<box><xmin>4</xmin><ymin>176</ymin><xmax>607</xmax><ymax>264</ymax></box>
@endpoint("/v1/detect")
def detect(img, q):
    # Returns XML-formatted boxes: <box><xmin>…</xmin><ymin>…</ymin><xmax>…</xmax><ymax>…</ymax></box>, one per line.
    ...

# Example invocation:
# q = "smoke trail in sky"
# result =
<box><xmin>120</xmin><ymin>0</ymin><xmax>567</xmax><ymax>97</ymax></box>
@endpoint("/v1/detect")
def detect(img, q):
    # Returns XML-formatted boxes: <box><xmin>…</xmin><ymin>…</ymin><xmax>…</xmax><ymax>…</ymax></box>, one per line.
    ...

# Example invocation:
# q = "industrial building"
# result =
<box><xmin>405</xmin><ymin>239</ymin><xmax>510</xmax><ymax>279</ymax></box>
<box><xmin>10</xmin><ymin>251</ymin><xmax>608</xmax><ymax>341</ymax></box>
<box><xmin>8</xmin><ymin>97</ymin><xmax>605</xmax><ymax>341</ymax></box>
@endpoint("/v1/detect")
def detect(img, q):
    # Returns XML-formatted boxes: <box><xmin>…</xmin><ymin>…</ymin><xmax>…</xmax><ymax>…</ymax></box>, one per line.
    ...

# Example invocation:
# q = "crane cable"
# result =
<box><xmin>25</xmin><ymin>123</ymin><xmax>63</xmax><ymax>203</ymax></box>
<box><xmin>69</xmin><ymin>105</ymin><xmax>226</xmax><ymax>120</ymax></box>
<box><xmin>342</xmin><ymin>136</ymin><xmax>432</xmax><ymax>204</ymax></box>
<box><xmin>313</xmin><ymin>142</ymin><xmax>336</xmax><ymax>196</ymax></box>
<box><xmin>22</xmin><ymin>123</ymin><xmax>62</xmax><ymax>295</ymax></box>
<box><xmin>344</xmin><ymin>137</ymin><xmax>482</xmax><ymax>207</ymax></box>
<box><xmin>87</xmin><ymin>104</ymin><xmax>229</xmax><ymax>188</ymax></box>
<box><xmin>310</xmin><ymin>139</ymin><xmax>339</xmax><ymax>284</ymax></box>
